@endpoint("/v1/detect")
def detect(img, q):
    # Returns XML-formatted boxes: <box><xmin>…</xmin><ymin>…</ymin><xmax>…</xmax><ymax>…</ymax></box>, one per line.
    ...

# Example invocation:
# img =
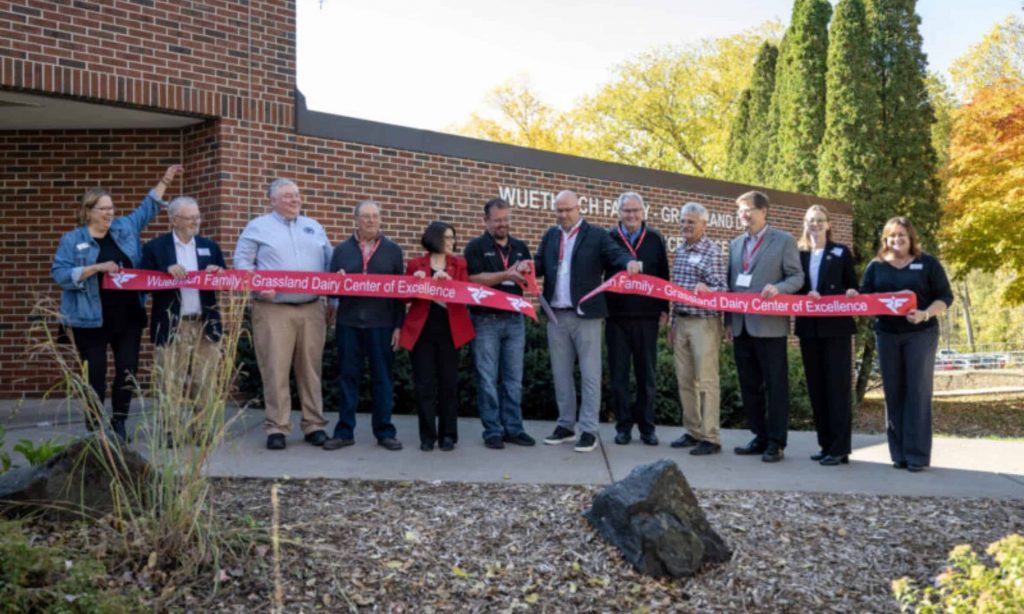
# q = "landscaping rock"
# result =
<box><xmin>583</xmin><ymin>459</ymin><xmax>731</xmax><ymax>577</ymax></box>
<box><xmin>0</xmin><ymin>436</ymin><xmax>150</xmax><ymax>518</ymax></box>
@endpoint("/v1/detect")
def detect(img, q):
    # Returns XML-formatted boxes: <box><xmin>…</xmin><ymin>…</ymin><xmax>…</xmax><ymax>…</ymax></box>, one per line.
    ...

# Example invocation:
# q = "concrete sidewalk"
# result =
<box><xmin>3</xmin><ymin>398</ymin><xmax>1023</xmax><ymax>500</ymax></box>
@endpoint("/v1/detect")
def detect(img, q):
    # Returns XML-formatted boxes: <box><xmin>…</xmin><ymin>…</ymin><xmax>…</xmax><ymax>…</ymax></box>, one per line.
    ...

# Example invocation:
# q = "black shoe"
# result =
<box><xmin>690</xmin><ymin>441</ymin><xmax>721</xmax><ymax>456</ymax></box>
<box><xmin>440</xmin><ymin>437</ymin><xmax>455</xmax><ymax>452</ymax></box>
<box><xmin>906</xmin><ymin>463</ymin><xmax>925</xmax><ymax>473</ymax></box>
<box><xmin>761</xmin><ymin>443</ymin><xmax>784</xmax><ymax>463</ymax></box>
<box><xmin>111</xmin><ymin>419</ymin><xmax>128</xmax><ymax>442</ymax></box>
<box><xmin>574</xmin><ymin>432</ymin><xmax>598</xmax><ymax>453</ymax></box>
<box><xmin>504</xmin><ymin>432</ymin><xmax>536</xmax><ymax>446</ymax></box>
<box><xmin>266</xmin><ymin>434</ymin><xmax>286</xmax><ymax>450</ymax></box>
<box><xmin>543</xmin><ymin>426</ymin><xmax>576</xmax><ymax>445</ymax></box>
<box><xmin>893</xmin><ymin>461</ymin><xmax>908</xmax><ymax>470</ymax></box>
<box><xmin>819</xmin><ymin>454</ymin><xmax>849</xmax><ymax>466</ymax></box>
<box><xmin>377</xmin><ymin>437</ymin><xmax>403</xmax><ymax>451</ymax></box>
<box><xmin>640</xmin><ymin>433</ymin><xmax>659</xmax><ymax>446</ymax></box>
<box><xmin>734</xmin><ymin>437</ymin><xmax>767</xmax><ymax>455</ymax></box>
<box><xmin>671</xmin><ymin>433</ymin><xmax>699</xmax><ymax>448</ymax></box>
<box><xmin>420</xmin><ymin>441</ymin><xmax>435</xmax><ymax>451</ymax></box>
<box><xmin>323</xmin><ymin>437</ymin><xmax>355</xmax><ymax>450</ymax></box>
<box><xmin>304</xmin><ymin>430</ymin><xmax>328</xmax><ymax>446</ymax></box>
<box><xmin>614</xmin><ymin>432</ymin><xmax>632</xmax><ymax>445</ymax></box>
<box><xmin>810</xmin><ymin>451</ymin><xmax>827</xmax><ymax>461</ymax></box>
<box><xmin>484</xmin><ymin>436</ymin><xmax>505</xmax><ymax>450</ymax></box>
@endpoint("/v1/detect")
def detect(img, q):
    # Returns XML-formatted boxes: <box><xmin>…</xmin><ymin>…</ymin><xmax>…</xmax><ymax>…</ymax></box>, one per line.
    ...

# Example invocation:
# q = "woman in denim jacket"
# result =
<box><xmin>51</xmin><ymin>165</ymin><xmax>182</xmax><ymax>440</ymax></box>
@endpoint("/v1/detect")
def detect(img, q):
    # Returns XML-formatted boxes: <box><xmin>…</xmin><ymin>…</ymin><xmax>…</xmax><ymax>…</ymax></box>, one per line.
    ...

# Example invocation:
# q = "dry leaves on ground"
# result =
<box><xmin>856</xmin><ymin>393</ymin><xmax>1024</xmax><ymax>438</ymax></box>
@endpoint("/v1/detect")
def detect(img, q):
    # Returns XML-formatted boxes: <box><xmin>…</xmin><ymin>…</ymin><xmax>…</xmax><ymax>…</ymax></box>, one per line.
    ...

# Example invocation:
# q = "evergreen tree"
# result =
<box><xmin>771</xmin><ymin>0</ymin><xmax>832</xmax><ymax>193</ymax></box>
<box><xmin>866</xmin><ymin>0</ymin><xmax>941</xmax><ymax>249</ymax></box>
<box><xmin>741</xmin><ymin>42</ymin><xmax>779</xmax><ymax>184</ymax></box>
<box><xmin>726</xmin><ymin>89</ymin><xmax>753</xmax><ymax>181</ymax></box>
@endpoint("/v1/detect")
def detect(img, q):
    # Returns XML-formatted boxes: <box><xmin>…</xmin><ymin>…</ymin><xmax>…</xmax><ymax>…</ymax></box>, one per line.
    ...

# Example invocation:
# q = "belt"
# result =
<box><xmin>262</xmin><ymin>299</ymin><xmax>319</xmax><ymax>306</ymax></box>
<box><xmin>179</xmin><ymin>314</ymin><xmax>204</xmax><ymax>321</ymax></box>
<box><xmin>473</xmin><ymin>311</ymin><xmax>519</xmax><ymax>320</ymax></box>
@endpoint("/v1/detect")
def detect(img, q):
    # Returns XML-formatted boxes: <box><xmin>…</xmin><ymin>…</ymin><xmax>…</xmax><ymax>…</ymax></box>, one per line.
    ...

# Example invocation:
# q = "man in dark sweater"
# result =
<box><xmin>323</xmin><ymin>199</ymin><xmax>405</xmax><ymax>451</ymax></box>
<box><xmin>605</xmin><ymin>192</ymin><xmax>670</xmax><ymax>446</ymax></box>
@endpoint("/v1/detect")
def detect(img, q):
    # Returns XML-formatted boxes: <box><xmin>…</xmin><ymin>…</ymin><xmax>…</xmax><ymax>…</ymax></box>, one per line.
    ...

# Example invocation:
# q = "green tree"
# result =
<box><xmin>866</xmin><ymin>0</ymin><xmax>941</xmax><ymax>250</ymax></box>
<box><xmin>726</xmin><ymin>89</ymin><xmax>753</xmax><ymax>180</ymax></box>
<box><xmin>455</xmin><ymin>76</ymin><xmax>579</xmax><ymax>152</ymax></box>
<box><xmin>739</xmin><ymin>42</ymin><xmax>780</xmax><ymax>184</ymax></box>
<box><xmin>771</xmin><ymin>0</ymin><xmax>832</xmax><ymax>193</ymax></box>
<box><xmin>950</xmin><ymin>15</ymin><xmax>1024</xmax><ymax>100</ymax></box>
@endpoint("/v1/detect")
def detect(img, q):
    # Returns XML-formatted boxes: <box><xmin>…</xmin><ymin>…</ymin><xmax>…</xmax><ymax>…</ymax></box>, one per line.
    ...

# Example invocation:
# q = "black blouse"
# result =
<box><xmin>859</xmin><ymin>252</ymin><xmax>953</xmax><ymax>335</ymax></box>
<box><xmin>96</xmin><ymin>233</ymin><xmax>145</xmax><ymax>331</ymax></box>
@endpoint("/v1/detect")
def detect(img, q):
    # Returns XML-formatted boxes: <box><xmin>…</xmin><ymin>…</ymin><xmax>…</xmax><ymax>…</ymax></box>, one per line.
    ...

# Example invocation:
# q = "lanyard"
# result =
<box><xmin>495</xmin><ymin>241</ymin><xmax>511</xmax><ymax>271</ymax></box>
<box><xmin>559</xmin><ymin>226</ymin><xmax>580</xmax><ymax>262</ymax></box>
<box><xmin>360</xmin><ymin>237</ymin><xmax>381</xmax><ymax>273</ymax></box>
<box><xmin>617</xmin><ymin>224</ymin><xmax>647</xmax><ymax>259</ymax></box>
<box><xmin>742</xmin><ymin>232</ymin><xmax>766</xmax><ymax>272</ymax></box>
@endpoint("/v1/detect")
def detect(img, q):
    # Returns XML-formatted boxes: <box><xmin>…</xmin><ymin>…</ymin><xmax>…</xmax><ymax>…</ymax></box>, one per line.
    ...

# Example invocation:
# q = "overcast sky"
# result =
<box><xmin>297</xmin><ymin>0</ymin><xmax>1021</xmax><ymax>131</ymax></box>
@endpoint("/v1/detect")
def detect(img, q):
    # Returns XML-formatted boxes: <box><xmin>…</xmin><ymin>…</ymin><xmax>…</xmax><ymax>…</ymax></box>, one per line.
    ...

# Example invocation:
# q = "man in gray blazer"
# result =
<box><xmin>727</xmin><ymin>190</ymin><xmax>804</xmax><ymax>462</ymax></box>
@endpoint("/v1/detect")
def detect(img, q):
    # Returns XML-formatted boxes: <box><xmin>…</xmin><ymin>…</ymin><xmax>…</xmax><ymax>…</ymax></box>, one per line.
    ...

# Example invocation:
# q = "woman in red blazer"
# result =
<box><xmin>400</xmin><ymin>221</ymin><xmax>475</xmax><ymax>451</ymax></box>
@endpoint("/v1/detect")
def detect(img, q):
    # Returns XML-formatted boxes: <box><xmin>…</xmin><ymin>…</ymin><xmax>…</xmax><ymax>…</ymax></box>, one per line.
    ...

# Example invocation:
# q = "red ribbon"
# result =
<box><xmin>103</xmin><ymin>269</ymin><xmax>538</xmax><ymax>320</ymax></box>
<box><xmin>580</xmin><ymin>272</ymin><xmax>917</xmax><ymax>317</ymax></box>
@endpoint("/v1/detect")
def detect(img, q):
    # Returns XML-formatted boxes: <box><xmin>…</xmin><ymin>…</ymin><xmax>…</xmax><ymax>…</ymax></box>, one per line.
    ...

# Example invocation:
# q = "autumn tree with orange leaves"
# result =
<box><xmin>941</xmin><ymin>78</ymin><xmax>1024</xmax><ymax>304</ymax></box>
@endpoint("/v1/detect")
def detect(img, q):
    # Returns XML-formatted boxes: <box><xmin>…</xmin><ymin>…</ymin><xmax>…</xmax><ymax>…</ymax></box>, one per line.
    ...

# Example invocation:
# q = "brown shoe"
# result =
<box><xmin>322</xmin><ymin>437</ymin><xmax>355</xmax><ymax>451</ymax></box>
<box><xmin>377</xmin><ymin>437</ymin><xmax>403</xmax><ymax>451</ymax></box>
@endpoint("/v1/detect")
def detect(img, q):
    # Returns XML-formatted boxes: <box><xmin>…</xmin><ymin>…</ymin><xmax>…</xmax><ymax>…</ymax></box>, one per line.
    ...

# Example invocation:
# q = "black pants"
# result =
<box><xmin>799</xmin><ymin>334</ymin><xmax>852</xmax><ymax>457</ymax></box>
<box><xmin>733</xmin><ymin>332</ymin><xmax>789</xmax><ymax>447</ymax></box>
<box><xmin>876</xmin><ymin>328</ymin><xmax>938</xmax><ymax>466</ymax></box>
<box><xmin>411</xmin><ymin>306</ymin><xmax>459</xmax><ymax>445</ymax></box>
<box><xmin>71</xmin><ymin>325</ymin><xmax>142</xmax><ymax>423</ymax></box>
<box><xmin>606</xmin><ymin>317</ymin><xmax>659</xmax><ymax>436</ymax></box>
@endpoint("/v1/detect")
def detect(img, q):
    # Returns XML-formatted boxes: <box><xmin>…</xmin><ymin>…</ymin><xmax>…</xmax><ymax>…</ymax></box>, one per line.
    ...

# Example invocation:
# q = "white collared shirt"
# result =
<box><xmin>809</xmin><ymin>248</ymin><xmax>825</xmax><ymax>292</ymax></box>
<box><xmin>173</xmin><ymin>233</ymin><xmax>201</xmax><ymax>316</ymax></box>
<box><xmin>551</xmin><ymin>219</ymin><xmax>583</xmax><ymax>309</ymax></box>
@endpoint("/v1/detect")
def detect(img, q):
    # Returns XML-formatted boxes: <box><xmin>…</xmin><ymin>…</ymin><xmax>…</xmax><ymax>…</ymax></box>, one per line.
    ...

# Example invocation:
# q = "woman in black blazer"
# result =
<box><xmin>795</xmin><ymin>205</ymin><xmax>857</xmax><ymax>466</ymax></box>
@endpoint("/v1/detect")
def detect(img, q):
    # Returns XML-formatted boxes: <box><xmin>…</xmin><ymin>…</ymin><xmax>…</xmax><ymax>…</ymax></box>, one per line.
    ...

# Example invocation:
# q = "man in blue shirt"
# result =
<box><xmin>234</xmin><ymin>179</ymin><xmax>333</xmax><ymax>451</ymax></box>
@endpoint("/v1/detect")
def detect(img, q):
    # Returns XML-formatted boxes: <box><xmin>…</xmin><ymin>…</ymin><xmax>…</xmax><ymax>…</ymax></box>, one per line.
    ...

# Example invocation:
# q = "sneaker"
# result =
<box><xmin>689</xmin><ymin>441</ymin><xmax>721</xmax><ymax>456</ymax></box>
<box><xmin>504</xmin><ymin>432</ymin><xmax>536</xmax><ymax>447</ymax></box>
<box><xmin>377</xmin><ymin>437</ymin><xmax>403</xmax><ymax>451</ymax></box>
<box><xmin>670</xmin><ymin>433</ymin><xmax>699</xmax><ymax>448</ymax></box>
<box><xmin>484</xmin><ymin>436</ymin><xmax>505</xmax><ymax>450</ymax></box>
<box><xmin>323</xmin><ymin>437</ymin><xmax>355</xmax><ymax>450</ymax></box>
<box><xmin>574</xmin><ymin>432</ymin><xmax>598</xmax><ymax>453</ymax></box>
<box><xmin>543</xmin><ymin>426</ymin><xmax>576</xmax><ymax>445</ymax></box>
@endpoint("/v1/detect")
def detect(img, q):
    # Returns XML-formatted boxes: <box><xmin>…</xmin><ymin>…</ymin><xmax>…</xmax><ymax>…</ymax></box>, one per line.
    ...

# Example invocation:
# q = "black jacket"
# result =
<box><xmin>330</xmin><ymin>234</ymin><xmax>405</xmax><ymax>329</ymax></box>
<box><xmin>140</xmin><ymin>233</ymin><xmax>226</xmax><ymax>346</ymax></box>
<box><xmin>795</xmin><ymin>241</ymin><xmax>857</xmax><ymax>338</ymax></box>
<box><xmin>534</xmin><ymin>219</ymin><xmax>631</xmax><ymax>319</ymax></box>
<box><xmin>605</xmin><ymin>223</ymin><xmax>670</xmax><ymax>319</ymax></box>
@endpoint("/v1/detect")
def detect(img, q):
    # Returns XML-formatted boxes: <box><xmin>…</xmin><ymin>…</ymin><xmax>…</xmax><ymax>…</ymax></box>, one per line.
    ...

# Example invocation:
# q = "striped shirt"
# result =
<box><xmin>670</xmin><ymin>235</ymin><xmax>726</xmax><ymax>319</ymax></box>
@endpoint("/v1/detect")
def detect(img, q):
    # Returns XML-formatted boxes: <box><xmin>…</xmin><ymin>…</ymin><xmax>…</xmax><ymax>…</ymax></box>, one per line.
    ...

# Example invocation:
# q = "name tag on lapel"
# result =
<box><xmin>197</xmin><ymin>248</ymin><xmax>211</xmax><ymax>256</ymax></box>
<box><xmin>831</xmin><ymin>247</ymin><xmax>843</xmax><ymax>257</ymax></box>
<box><xmin>687</xmin><ymin>254</ymin><xmax>701</xmax><ymax>265</ymax></box>
<box><xmin>909</xmin><ymin>263</ymin><xmax>923</xmax><ymax>270</ymax></box>
<box><xmin>76</xmin><ymin>242</ymin><xmax>90</xmax><ymax>251</ymax></box>
<box><xmin>735</xmin><ymin>273</ymin><xmax>753</xmax><ymax>288</ymax></box>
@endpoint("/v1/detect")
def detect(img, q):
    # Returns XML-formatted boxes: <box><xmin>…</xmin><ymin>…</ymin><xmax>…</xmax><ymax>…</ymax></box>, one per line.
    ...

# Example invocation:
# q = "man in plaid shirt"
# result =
<box><xmin>668</xmin><ymin>202</ymin><xmax>727</xmax><ymax>455</ymax></box>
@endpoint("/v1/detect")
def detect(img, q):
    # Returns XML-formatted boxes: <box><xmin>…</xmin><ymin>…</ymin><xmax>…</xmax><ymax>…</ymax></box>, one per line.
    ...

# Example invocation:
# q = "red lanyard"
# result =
<box><xmin>559</xmin><ymin>226</ymin><xmax>580</xmax><ymax>262</ymax></box>
<box><xmin>495</xmin><ymin>242</ymin><xmax>511</xmax><ymax>271</ymax></box>
<box><xmin>742</xmin><ymin>232</ymin><xmax>766</xmax><ymax>272</ymax></box>
<box><xmin>360</xmin><ymin>237</ymin><xmax>381</xmax><ymax>273</ymax></box>
<box><xmin>617</xmin><ymin>224</ymin><xmax>647</xmax><ymax>259</ymax></box>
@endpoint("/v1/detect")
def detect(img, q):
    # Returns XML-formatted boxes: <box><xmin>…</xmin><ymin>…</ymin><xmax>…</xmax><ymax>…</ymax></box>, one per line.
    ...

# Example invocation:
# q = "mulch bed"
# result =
<box><xmin>856</xmin><ymin>393</ymin><xmax>1024</xmax><ymax>438</ymax></box>
<box><xmin>91</xmin><ymin>477</ymin><xmax>1018</xmax><ymax>612</ymax></box>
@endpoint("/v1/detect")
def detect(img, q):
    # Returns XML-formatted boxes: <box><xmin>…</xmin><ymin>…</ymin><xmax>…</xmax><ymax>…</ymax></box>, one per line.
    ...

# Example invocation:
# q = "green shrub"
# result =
<box><xmin>0</xmin><ymin>519</ymin><xmax>139</xmax><ymax>612</ymax></box>
<box><xmin>236</xmin><ymin>313</ymin><xmax>814</xmax><ymax>429</ymax></box>
<box><xmin>0</xmin><ymin>425</ymin><xmax>11</xmax><ymax>475</ymax></box>
<box><xmin>12</xmin><ymin>438</ymin><xmax>67</xmax><ymax>467</ymax></box>
<box><xmin>893</xmin><ymin>533</ymin><xmax>1024</xmax><ymax>613</ymax></box>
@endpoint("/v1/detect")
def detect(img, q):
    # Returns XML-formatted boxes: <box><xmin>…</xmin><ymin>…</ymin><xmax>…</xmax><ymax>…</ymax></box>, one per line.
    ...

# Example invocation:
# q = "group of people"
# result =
<box><xmin>52</xmin><ymin>168</ymin><xmax>953</xmax><ymax>472</ymax></box>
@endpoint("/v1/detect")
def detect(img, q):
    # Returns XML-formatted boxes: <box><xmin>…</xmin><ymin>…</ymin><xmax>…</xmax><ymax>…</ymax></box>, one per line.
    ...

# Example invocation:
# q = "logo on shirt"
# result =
<box><xmin>506</xmin><ymin>296</ymin><xmax>531</xmax><ymax>312</ymax></box>
<box><xmin>468</xmin><ymin>287</ymin><xmax>495</xmax><ymax>304</ymax></box>
<box><xmin>303</xmin><ymin>226</ymin><xmax>315</xmax><ymax>235</ymax></box>
<box><xmin>879</xmin><ymin>295</ymin><xmax>911</xmax><ymax>314</ymax></box>
<box><xmin>109</xmin><ymin>272</ymin><xmax>138</xmax><ymax>288</ymax></box>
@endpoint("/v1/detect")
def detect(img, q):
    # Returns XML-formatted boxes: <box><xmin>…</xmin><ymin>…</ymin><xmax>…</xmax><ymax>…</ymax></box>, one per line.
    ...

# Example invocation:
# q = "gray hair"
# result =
<box><xmin>267</xmin><ymin>178</ymin><xmax>298</xmax><ymax>199</ymax></box>
<box><xmin>618</xmin><ymin>191</ymin><xmax>644</xmax><ymax>209</ymax></box>
<box><xmin>554</xmin><ymin>190</ymin><xmax>578</xmax><ymax>205</ymax></box>
<box><xmin>680</xmin><ymin>201</ymin><xmax>709</xmax><ymax>222</ymax></box>
<box><xmin>168</xmin><ymin>195</ymin><xmax>199</xmax><ymax>218</ymax></box>
<box><xmin>354</xmin><ymin>199</ymin><xmax>381</xmax><ymax>216</ymax></box>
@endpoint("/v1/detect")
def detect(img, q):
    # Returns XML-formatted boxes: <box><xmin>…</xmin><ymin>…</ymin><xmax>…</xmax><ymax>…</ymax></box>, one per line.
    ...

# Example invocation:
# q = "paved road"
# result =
<box><xmin>3</xmin><ymin>399</ymin><xmax>1022</xmax><ymax>499</ymax></box>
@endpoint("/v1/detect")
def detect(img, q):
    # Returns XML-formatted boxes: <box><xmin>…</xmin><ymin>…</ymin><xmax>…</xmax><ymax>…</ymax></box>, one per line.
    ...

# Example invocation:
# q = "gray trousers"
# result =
<box><xmin>547</xmin><ymin>310</ymin><xmax>603</xmax><ymax>435</ymax></box>
<box><xmin>876</xmin><ymin>327</ymin><xmax>939</xmax><ymax>466</ymax></box>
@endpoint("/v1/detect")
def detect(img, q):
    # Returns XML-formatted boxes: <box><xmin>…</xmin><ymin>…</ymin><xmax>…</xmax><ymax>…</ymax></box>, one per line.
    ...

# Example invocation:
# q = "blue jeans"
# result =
<box><xmin>472</xmin><ymin>314</ymin><xmax>526</xmax><ymax>440</ymax></box>
<box><xmin>332</xmin><ymin>325</ymin><xmax>397</xmax><ymax>441</ymax></box>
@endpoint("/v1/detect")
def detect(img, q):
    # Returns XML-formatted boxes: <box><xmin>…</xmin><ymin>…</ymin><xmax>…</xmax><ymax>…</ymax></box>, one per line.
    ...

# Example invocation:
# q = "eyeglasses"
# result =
<box><xmin>620</xmin><ymin>208</ymin><xmax>643</xmax><ymax>215</ymax></box>
<box><xmin>806</xmin><ymin>218</ymin><xmax>828</xmax><ymax>224</ymax></box>
<box><xmin>93</xmin><ymin>206</ymin><xmax>115</xmax><ymax>213</ymax></box>
<box><xmin>174</xmin><ymin>215</ymin><xmax>201</xmax><ymax>222</ymax></box>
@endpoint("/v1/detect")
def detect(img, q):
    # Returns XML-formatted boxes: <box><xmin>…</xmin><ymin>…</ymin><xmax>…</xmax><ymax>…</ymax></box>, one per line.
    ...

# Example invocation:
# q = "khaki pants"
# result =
<box><xmin>252</xmin><ymin>300</ymin><xmax>327</xmax><ymax>436</ymax></box>
<box><xmin>154</xmin><ymin>318</ymin><xmax>221</xmax><ymax>429</ymax></box>
<box><xmin>673</xmin><ymin>316</ymin><xmax>722</xmax><ymax>445</ymax></box>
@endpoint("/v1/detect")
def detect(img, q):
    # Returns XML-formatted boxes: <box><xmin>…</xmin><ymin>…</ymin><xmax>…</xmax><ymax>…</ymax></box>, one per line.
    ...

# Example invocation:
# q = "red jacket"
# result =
<box><xmin>399</xmin><ymin>254</ymin><xmax>475</xmax><ymax>350</ymax></box>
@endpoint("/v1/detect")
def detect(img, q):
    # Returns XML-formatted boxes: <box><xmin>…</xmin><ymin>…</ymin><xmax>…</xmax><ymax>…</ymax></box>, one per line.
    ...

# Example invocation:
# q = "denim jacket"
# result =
<box><xmin>51</xmin><ymin>190</ymin><xmax>165</xmax><ymax>328</ymax></box>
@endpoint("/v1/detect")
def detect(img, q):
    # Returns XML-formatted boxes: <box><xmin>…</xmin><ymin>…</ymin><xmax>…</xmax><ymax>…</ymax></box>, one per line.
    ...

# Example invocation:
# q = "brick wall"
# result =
<box><xmin>0</xmin><ymin>1</ymin><xmax>851</xmax><ymax>397</ymax></box>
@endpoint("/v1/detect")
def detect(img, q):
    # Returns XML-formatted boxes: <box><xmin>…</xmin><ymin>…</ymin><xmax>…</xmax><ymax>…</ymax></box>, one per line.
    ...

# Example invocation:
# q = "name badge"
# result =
<box><xmin>909</xmin><ymin>263</ymin><xmax>923</xmax><ymax>270</ymax></box>
<box><xmin>736</xmin><ymin>273</ymin><xmax>753</xmax><ymax>288</ymax></box>
<box><xmin>76</xmin><ymin>242</ymin><xmax>90</xmax><ymax>251</ymax></box>
<box><xmin>558</xmin><ymin>259</ymin><xmax>570</xmax><ymax>276</ymax></box>
<box><xmin>500</xmin><ymin>280</ymin><xmax>515</xmax><ymax>286</ymax></box>
<box><xmin>831</xmin><ymin>247</ymin><xmax>843</xmax><ymax>257</ymax></box>
<box><xmin>197</xmin><ymin>248</ymin><xmax>211</xmax><ymax>256</ymax></box>
<box><xmin>687</xmin><ymin>254</ymin><xmax>701</xmax><ymax>265</ymax></box>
